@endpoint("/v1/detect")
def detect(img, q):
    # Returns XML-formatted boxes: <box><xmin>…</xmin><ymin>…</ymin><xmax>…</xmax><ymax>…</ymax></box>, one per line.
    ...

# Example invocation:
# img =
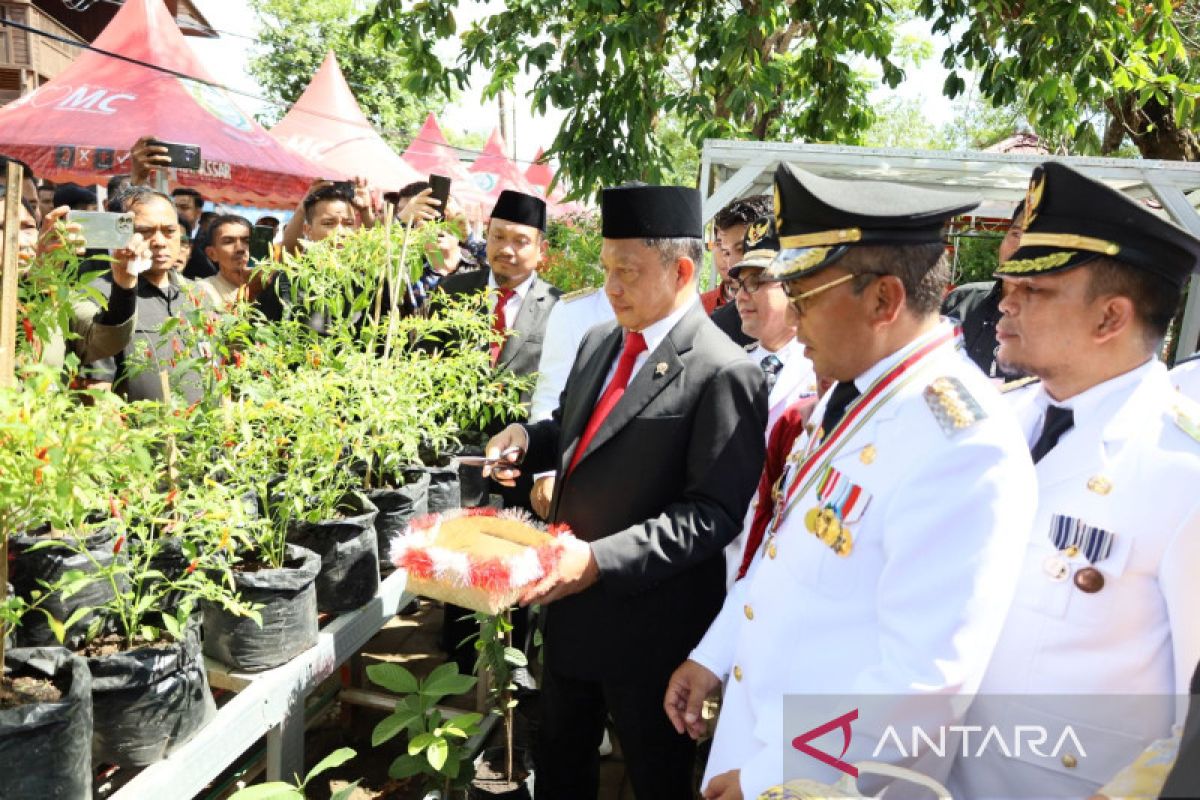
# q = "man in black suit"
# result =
<box><xmin>436</xmin><ymin>189</ymin><xmax>561</xmax><ymax>411</ymax></box>
<box><xmin>485</xmin><ymin>185</ymin><xmax>767</xmax><ymax>799</ymax></box>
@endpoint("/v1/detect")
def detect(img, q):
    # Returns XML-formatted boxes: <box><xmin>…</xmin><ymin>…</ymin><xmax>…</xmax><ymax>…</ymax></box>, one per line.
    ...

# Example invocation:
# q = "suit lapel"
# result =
<box><xmin>557</xmin><ymin>326</ymin><xmax>623</xmax><ymax>475</ymax></box>
<box><xmin>566</xmin><ymin>304</ymin><xmax>702</xmax><ymax>471</ymax></box>
<box><xmin>498</xmin><ymin>276</ymin><xmax>548</xmax><ymax>368</ymax></box>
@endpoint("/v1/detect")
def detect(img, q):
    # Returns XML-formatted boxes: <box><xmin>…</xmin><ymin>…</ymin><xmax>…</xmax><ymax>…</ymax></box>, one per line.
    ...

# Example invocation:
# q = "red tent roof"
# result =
<box><xmin>525</xmin><ymin>147</ymin><xmax>555</xmax><ymax>194</ymax></box>
<box><xmin>468</xmin><ymin>128</ymin><xmax>538</xmax><ymax>199</ymax></box>
<box><xmin>0</xmin><ymin>0</ymin><xmax>332</xmax><ymax>208</ymax></box>
<box><xmin>401</xmin><ymin>113</ymin><xmax>489</xmax><ymax>205</ymax></box>
<box><xmin>270</xmin><ymin>51</ymin><xmax>420</xmax><ymax>192</ymax></box>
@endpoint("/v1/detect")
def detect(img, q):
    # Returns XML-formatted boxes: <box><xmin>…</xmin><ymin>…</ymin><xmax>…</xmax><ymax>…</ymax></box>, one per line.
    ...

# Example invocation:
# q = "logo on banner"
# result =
<box><xmin>472</xmin><ymin>173</ymin><xmax>499</xmax><ymax>193</ymax></box>
<box><xmin>792</xmin><ymin>709</ymin><xmax>859</xmax><ymax>778</ymax></box>
<box><xmin>35</xmin><ymin>85</ymin><xmax>137</xmax><ymax>115</ymax></box>
<box><xmin>179</xmin><ymin>79</ymin><xmax>255</xmax><ymax>134</ymax></box>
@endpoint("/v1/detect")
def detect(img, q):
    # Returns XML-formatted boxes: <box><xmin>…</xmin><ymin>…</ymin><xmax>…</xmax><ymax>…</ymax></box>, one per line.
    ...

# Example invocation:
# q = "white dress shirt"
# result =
<box><xmin>486</xmin><ymin>270</ymin><xmax>535</xmax><ymax>329</ymax></box>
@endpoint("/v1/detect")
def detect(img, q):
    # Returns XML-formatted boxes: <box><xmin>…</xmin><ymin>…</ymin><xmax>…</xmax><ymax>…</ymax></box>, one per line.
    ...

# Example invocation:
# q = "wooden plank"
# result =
<box><xmin>0</xmin><ymin>159</ymin><xmax>22</xmax><ymax>389</ymax></box>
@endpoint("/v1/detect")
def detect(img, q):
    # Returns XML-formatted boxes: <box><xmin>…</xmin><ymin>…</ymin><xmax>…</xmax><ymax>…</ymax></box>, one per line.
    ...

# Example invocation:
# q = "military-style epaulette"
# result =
<box><xmin>1170</xmin><ymin>397</ymin><xmax>1200</xmax><ymax>445</ymax></box>
<box><xmin>561</xmin><ymin>286</ymin><xmax>600</xmax><ymax>303</ymax></box>
<box><xmin>924</xmin><ymin>376</ymin><xmax>988</xmax><ymax>436</ymax></box>
<box><xmin>1000</xmin><ymin>376</ymin><xmax>1041</xmax><ymax>394</ymax></box>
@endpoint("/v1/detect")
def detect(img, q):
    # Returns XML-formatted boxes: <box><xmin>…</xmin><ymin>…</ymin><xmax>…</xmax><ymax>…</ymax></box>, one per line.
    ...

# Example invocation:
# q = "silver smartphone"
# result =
<box><xmin>67</xmin><ymin>210</ymin><xmax>135</xmax><ymax>250</ymax></box>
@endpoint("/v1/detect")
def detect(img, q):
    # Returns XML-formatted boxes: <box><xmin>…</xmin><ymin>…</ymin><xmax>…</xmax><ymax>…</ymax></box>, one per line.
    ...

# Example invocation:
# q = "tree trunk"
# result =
<box><xmin>1106</xmin><ymin>93</ymin><xmax>1200</xmax><ymax>161</ymax></box>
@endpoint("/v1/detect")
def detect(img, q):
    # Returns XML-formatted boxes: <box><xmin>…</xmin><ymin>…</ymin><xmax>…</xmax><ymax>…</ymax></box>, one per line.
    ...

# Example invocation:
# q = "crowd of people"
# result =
<box><xmin>4</xmin><ymin>135</ymin><xmax>1200</xmax><ymax>800</ymax></box>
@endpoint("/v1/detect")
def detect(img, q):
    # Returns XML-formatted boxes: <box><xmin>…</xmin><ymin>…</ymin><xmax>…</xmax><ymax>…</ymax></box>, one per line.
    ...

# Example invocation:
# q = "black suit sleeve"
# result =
<box><xmin>588</xmin><ymin>357</ymin><xmax>766</xmax><ymax>596</ymax></box>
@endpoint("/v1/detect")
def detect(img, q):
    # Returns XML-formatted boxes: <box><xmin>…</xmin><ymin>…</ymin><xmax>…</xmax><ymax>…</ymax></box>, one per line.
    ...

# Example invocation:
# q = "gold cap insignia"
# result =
<box><xmin>746</xmin><ymin>220</ymin><xmax>770</xmax><ymax>247</ymax></box>
<box><xmin>1024</xmin><ymin>170</ymin><xmax>1046</xmax><ymax>229</ymax></box>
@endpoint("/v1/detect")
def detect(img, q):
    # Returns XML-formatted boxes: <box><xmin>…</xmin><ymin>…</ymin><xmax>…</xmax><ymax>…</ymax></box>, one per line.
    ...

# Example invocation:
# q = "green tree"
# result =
<box><xmin>922</xmin><ymin>0</ymin><xmax>1200</xmax><ymax>159</ymax></box>
<box><xmin>356</xmin><ymin>0</ymin><xmax>916</xmax><ymax>198</ymax></box>
<box><xmin>249</xmin><ymin>0</ymin><xmax>446</xmax><ymax>150</ymax></box>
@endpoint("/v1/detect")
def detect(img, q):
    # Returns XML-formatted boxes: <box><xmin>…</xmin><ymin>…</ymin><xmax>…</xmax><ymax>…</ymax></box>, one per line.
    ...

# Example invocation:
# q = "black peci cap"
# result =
<box><xmin>490</xmin><ymin>189</ymin><xmax>547</xmax><ymax>232</ymax></box>
<box><xmin>600</xmin><ymin>185</ymin><xmax>702</xmax><ymax>239</ymax></box>
<box><xmin>765</xmin><ymin>163</ymin><xmax>980</xmax><ymax>282</ymax></box>
<box><xmin>996</xmin><ymin>161</ymin><xmax>1200</xmax><ymax>286</ymax></box>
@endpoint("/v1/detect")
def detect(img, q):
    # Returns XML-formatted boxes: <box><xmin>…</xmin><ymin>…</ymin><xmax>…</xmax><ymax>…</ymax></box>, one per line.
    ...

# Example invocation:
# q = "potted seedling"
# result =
<box><xmin>368</xmin><ymin>661</ymin><xmax>483</xmax><ymax>798</ymax></box>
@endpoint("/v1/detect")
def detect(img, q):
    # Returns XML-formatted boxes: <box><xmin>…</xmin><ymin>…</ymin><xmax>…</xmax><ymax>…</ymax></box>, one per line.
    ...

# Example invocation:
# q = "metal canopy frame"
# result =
<box><xmin>699</xmin><ymin>140</ymin><xmax>1200</xmax><ymax>359</ymax></box>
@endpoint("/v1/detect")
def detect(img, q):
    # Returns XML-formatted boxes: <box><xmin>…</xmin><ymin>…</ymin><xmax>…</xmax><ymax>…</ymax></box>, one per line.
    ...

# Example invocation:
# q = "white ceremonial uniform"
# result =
<box><xmin>746</xmin><ymin>338</ymin><xmax>819</xmax><ymax>435</ymax></box>
<box><xmin>529</xmin><ymin>287</ymin><xmax>615</xmax><ymax>422</ymax></box>
<box><xmin>951</xmin><ymin>359</ymin><xmax>1200</xmax><ymax>799</ymax></box>
<box><xmin>723</xmin><ymin>337</ymin><xmax>818</xmax><ymax>586</ymax></box>
<box><xmin>691</xmin><ymin>322</ymin><xmax>1038</xmax><ymax>799</ymax></box>
<box><xmin>1170</xmin><ymin>353</ymin><xmax>1200</xmax><ymax>401</ymax></box>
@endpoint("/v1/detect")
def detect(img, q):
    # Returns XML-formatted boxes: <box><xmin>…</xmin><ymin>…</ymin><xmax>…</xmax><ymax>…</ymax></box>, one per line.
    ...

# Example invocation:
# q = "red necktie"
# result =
<box><xmin>567</xmin><ymin>331</ymin><xmax>647</xmax><ymax>475</ymax></box>
<box><xmin>490</xmin><ymin>287</ymin><xmax>515</xmax><ymax>365</ymax></box>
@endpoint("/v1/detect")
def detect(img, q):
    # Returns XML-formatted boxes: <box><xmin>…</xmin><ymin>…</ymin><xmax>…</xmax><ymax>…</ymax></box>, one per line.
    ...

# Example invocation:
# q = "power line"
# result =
<box><xmin>0</xmin><ymin>13</ymin><xmax>553</xmax><ymax>168</ymax></box>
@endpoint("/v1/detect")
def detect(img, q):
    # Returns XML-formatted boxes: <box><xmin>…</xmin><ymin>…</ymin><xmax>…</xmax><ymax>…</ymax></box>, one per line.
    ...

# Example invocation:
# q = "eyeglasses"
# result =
<box><xmin>729</xmin><ymin>272</ymin><xmax>775</xmax><ymax>295</ymax></box>
<box><xmin>782</xmin><ymin>272</ymin><xmax>877</xmax><ymax>314</ymax></box>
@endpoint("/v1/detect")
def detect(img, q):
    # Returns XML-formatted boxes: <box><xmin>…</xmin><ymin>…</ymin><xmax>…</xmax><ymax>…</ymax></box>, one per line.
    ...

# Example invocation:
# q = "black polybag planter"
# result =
<box><xmin>0</xmin><ymin>647</ymin><xmax>93</xmax><ymax>799</ymax></box>
<box><xmin>201</xmin><ymin>544</ymin><xmax>320</xmax><ymax>673</ymax></box>
<box><xmin>287</xmin><ymin>492</ymin><xmax>380</xmax><ymax>614</ymax></box>
<box><xmin>425</xmin><ymin>465</ymin><xmax>461</xmax><ymax>513</ymax></box>
<box><xmin>87</xmin><ymin>618</ymin><xmax>214</xmax><ymax>768</ymax></box>
<box><xmin>367</xmin><ymin>467</ymin><xmax>430</xmax><ymax>570</ymax></box>
<box><xmin>10</xmin><ymin>529</ymin><xmax>122</xmax><ymax>648</ymax></box>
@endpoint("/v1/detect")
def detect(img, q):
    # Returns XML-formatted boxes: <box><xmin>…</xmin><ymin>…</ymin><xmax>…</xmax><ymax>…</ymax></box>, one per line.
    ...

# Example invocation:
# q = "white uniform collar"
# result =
<box><xmin>750</xmin><ymin>336</ymin><xmax>801</xmax><ymax>364</ymax></box>
<box><xmin>1034</xmin><ymin>357</ymin><xmax>1160</xmax><ymax>436</ymax></box>
<box><xmin>850</xmin><ymin>320</ymin><xmax>957</xmax><ymax>393</ymax></box>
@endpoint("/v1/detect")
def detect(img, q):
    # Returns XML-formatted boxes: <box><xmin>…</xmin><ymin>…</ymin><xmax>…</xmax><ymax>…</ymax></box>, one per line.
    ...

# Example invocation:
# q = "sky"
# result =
<box><xmin>188</xmin><ymin>1</ymin><xmax>956</xmax><ymax>168</ymax></box>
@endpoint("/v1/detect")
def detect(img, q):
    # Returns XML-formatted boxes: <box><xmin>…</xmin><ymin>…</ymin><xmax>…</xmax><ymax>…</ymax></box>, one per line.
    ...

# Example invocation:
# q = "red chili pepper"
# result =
<box><xmin>165</xmin><ymin>488</ymin><xmax>179</xmax><ymax>505</ymax></box>
<box><xmin>261</xmin><ymin>369</ymin><xmax>271</xmax><ymax>379</ymax></box>
<box><xmin>108</xmin><ymin>495</ymin><xmax>121</xmax><ymax>519</ymax></box>
<box><xmin>33</xmin><ymin>466</ymin><xmax>44</xmax><ymax>485</ymax></box>
<box><xmin>185</xmin><ymin>558</ymin><xmax>199</xmax><ymax>575</ymax></box>
<box><xmin>21</xmin><ymin>318</ymin><xmax>34</xmax><ymax>344</ymax></box>
<box><xmin>144</xmin><ymin>346</ymin><xmax>154</xmax><ymax>360</ymax></box>
<box><xmin>34</xmin><ymin>446</ymin><xmax>49</xmax><ymax>461</ymax></box>
<box><xmin>172</xmin><ymin>338</ymin><xmax>184</xmax><ymax>355</ymax></box>
<box><xmin>184</xmin><ymin>401</ymin><xmax>200</xmax><ymax>417</ymax></box>
<box><xmin>205</xmin><ymin>321</ymin><xmax>215</xmax><ymax>336</ymax></box>
<box><xmin>213</xmin><ymin>366</ymin><xmax>225</xmax><ymax>382</ymax></box>
<box><xmin>112</xmin><ymin>535</ymin><xmax>125</xmax><ymax>555</ymax></box>
<box><xmin>232</xmin><ymin>351</ymin><xmax>245</xmax><ymax>368</ymax></box>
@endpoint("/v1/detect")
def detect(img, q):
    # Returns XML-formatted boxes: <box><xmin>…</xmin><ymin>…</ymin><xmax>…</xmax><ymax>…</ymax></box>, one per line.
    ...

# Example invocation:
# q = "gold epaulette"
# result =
<box><xmin>924</xmin><ymin>376</ymin><xmax>988</xmax><ymax>436</ymax></box>
<box><xmin>1000</xmin><ymin>376</ymin><xmax>1040</xmax><ymax>394</ymax></box>
<box><xmin>1171</xmin><ymin>397</ymin><xmax>1200</xmax><ymax>445</ymax></box>
<box><xmin>561</xmin><ymin>286</ymin><xmax>600</xmax><ymax>303</ymax></box>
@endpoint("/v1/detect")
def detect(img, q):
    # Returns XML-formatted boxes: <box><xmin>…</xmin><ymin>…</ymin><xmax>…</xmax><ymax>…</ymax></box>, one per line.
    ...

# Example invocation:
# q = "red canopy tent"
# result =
<box><xmin>270</xmin><ymin>51</ymin><xmax>420</xmax><ymax>193</ymax></box>
<box><xmin>0</xmin><ymin>0</ymin><xmax>332</xmax><ymax>208</ymax></box>
<box><xmin>525</xmin><ymin>147</ymin><xmax>555</xmax><ymax>195</ymax></box>
<box><xmin>468</xmin><ymin>128</ymin><xmax>538</xmax><ymax>200</ymax></box>
<box><xmin>401</xmin><ymin>113</ymin><xmax>488</xmax><ymax>207</ymax></box>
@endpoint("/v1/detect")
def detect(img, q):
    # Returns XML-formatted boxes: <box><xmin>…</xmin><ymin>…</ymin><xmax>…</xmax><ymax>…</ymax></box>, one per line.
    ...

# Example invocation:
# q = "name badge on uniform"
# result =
<box><xmin>803</xmin><ymin>465</ymin><xmax>872</xmax><ymax>557</ymax></box>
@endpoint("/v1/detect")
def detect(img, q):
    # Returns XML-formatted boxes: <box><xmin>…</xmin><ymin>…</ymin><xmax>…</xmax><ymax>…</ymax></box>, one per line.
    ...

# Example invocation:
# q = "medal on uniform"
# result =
<box><xmin>801</xmin><ymin>466</ymin><xmax>871</xmax><ymax>557</ymax></box>
<box><xmin>1047</xmin><ymin>514</ymin><xmax>1116</xmax><ymax>592</ymax></box>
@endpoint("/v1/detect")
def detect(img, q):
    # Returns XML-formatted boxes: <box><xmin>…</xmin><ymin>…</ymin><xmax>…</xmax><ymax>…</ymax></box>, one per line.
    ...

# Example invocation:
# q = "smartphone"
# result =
<box><xmin>149</xmin><ymin>140</ymin><xmax>202</xmax><ymax>171</ymax></box>
<box><xmin>67</xmin><ymin>210</ymin><xmax>134</xmax><ymax>250</ymax></box>
<box><xmin>249</xmin><ymin>225</ymin><xmax>274</xmax><ymax>265</ymax></box>
<box><xmin>331</xmin><ymin>180</ymin><xmax>355</xmax><ymax>197</ymax></box>
<box><xmin>428</xmin><ymin>174</ymin><xmax>451</xmax><ymax>219</ymax></box>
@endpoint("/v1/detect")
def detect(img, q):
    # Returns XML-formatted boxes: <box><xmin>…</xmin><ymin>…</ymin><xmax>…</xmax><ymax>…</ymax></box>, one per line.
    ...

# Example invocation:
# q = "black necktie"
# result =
<box><xmin>1031</xmin><ymin>405</ymin><xmax>1074</xmax><ymax>463</ymax></box>
<box><xmin>819</xmin><ymin>381</ymin><xmax>861</xmax><ymax>442</ymax></box>
<box><xmin>760</xmin><ymin>354</ymin><xmax>783</xmax><ymax>391</ymax></box>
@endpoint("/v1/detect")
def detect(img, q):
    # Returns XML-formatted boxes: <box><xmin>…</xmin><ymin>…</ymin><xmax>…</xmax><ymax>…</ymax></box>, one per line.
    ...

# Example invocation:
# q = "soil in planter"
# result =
<box><xmin>202</xmin><ymin>544</ymin><xmax>320</xmax><ymax>672</ymax></box>
<box><xmin>470</xmin><ymin>746</ymin><xmax>533</xmax><ymax>799</ymax></box>
<box><xmin>0</xmin><ymin>647</ymin><xmax>94</xmax><ymax>799</ymax></box>
<box><xmin>0</xmin><ymin>675</ymin><xmax>63</xmax><ymax>708</ymax></box>
<box><xmin>84</xmin><ymin>620</ymin><xmax>215</xmax><ymax>768</ymax></box>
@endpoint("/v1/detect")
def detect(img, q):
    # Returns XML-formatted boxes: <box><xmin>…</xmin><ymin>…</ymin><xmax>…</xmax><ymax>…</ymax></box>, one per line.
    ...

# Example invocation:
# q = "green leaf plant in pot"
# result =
<box><xmin>468</xmin><ymin>611</ymin><xmax>534</xmax><ymax>799</ymax></box>
<box><xmin>367</xmin><ymin>661</ymin><xmax>483</xmax><ymax>798</ymax></box>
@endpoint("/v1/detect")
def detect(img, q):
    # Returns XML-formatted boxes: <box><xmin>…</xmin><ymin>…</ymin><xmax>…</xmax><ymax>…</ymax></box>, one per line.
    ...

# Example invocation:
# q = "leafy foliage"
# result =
<box><xmin>540</xmin><ymin>212</ymin><xmax>603</xmax><ymax>293</ymax></box>
<box><xmin>367</xmin><ymin>662</ymin><xmax>482</xmax><ymax>792</ymax></box>
<box><xmin>248</xmin><ymin>0</ymin><xmax>446</xmax><ymax>148</ymax></box>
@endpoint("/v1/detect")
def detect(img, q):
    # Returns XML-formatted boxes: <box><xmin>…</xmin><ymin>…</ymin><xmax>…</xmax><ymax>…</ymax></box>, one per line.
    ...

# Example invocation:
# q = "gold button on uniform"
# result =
<box><xmin>1061</xmin><ymin>754</ymin><xmax>1077</xmax><ymax>769</ymax></box>
<box><xmin>767</xmin><ymin>541</ymin><xmax>778</xmax><ymax>559</ymax></box>
<box><xmin>744</xmin><ymin>604</ymin><xmax>754</xmax><ymax>620</ymax></box>
<box><xmin>733</xmin><ymin>665</ymin><xmax>743</xmax><ymax>681</ymax></box>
